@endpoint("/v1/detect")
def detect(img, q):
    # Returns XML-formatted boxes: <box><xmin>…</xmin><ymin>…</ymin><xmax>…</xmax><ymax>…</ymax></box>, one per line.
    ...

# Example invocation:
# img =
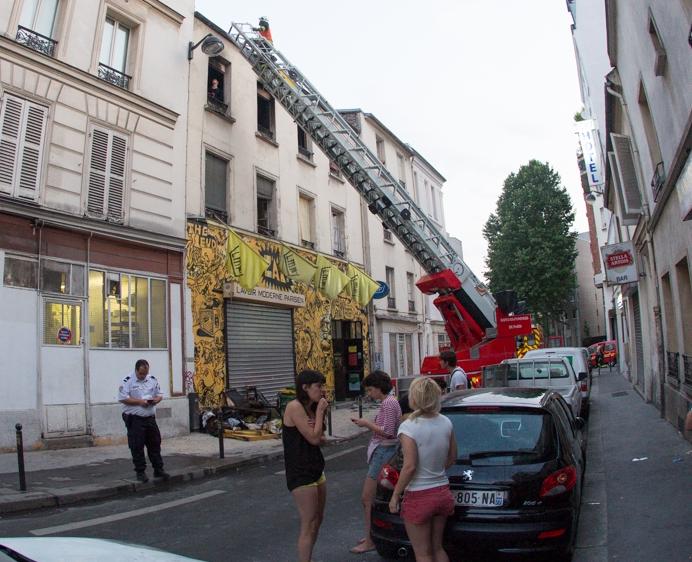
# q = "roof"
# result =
<box><xmin>441</xmin><ymin>387</ymin><xmax>553</xmax><ymax>409</ymax></box>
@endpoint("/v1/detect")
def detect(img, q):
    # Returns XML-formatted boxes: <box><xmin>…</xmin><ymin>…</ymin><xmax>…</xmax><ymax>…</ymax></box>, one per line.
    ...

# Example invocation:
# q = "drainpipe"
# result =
<box><xmin>84</xmin><ymin>233</ymin><xmax>93</xmax><ymax>433</ymax></box>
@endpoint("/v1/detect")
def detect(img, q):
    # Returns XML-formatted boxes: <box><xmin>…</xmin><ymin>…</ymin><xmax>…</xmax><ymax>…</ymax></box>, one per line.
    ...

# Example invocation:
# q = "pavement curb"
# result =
<box><xmin>0</xmin><ymin>430</ymin><xmax>366</xmax><ymax>516</ymax></box>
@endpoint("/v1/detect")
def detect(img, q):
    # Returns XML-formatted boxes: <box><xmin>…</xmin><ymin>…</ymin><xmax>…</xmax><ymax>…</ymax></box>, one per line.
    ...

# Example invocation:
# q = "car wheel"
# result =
<box><xmin>374</xmin><ymin>542</ymin><xmax>404</xmax><ymax>561</ymax></box>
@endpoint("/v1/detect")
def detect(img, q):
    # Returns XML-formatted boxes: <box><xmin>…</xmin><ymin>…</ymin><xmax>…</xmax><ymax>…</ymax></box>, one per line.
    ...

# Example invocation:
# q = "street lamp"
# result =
<box><xmin>188</xmin><ymin>33</ymin><xmax>224</xmax><ymax>60</ymax></box>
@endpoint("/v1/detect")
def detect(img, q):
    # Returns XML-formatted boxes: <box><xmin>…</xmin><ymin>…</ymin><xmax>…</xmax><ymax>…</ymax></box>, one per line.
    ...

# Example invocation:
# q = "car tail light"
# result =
<box><xmin>372</xmin><ymin>517</ymin><xmax>394</xmax><ymax>529</ymax></box>
<box><xmin>469</xmin><ymin>375</ymin><xmax>480</xmax><ymax>388</ymax></box>
<box><xmin>538</xmin><ymin>528</ymin><xmax>566</xmax><ymax>540</ymax></box>
<box><xmin>580</xmin><ymin>382</ymin><xmax>588</xmax><ymax>392</ymax></box>
<box><xmin>378</xmin><ymin>464</ymin><xmax>399</xmax><ymax>490</ymax></box>
<box><xmin>539</xmin><ymin>466</ymin><xmax>577</xmax><ymax>498</ymax></box>
<box><xmin>464</xmin><ymin>406</ymin><xmax>501</xmax><ymax>412</ymax></box>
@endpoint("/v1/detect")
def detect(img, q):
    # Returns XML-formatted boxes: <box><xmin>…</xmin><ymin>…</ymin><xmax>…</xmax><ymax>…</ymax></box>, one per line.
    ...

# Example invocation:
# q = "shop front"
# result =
<box><xmin>186</xmin><ymin>220</ymin><xmax>371</xmax><ymax>408</ymax></box>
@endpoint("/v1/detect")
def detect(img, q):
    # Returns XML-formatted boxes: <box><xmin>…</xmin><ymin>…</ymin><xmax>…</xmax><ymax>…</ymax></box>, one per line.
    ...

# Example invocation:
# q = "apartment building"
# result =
<box><xmin>0</xmin><ymin>0</ymin><xmax>193</xmax><ymax>449</ymax></box>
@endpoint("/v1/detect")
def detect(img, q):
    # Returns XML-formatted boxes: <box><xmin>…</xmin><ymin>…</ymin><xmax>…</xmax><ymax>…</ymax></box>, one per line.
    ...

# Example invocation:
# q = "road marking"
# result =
<box><xmin>274</xmin><ymin>445</ymin><xmax>366</xmax><ymax>475</ymax></box>
<box><xmin>30</xmin><ymin>490</ymin><xmax>225</xmax><ymax>536</ymax></box>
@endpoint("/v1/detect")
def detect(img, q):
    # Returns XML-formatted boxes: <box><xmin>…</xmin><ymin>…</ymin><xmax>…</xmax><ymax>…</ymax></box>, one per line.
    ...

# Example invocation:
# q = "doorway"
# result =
<box><xmin>332</xmin><ymin>320</ymin><xmax>364</xmax><ymax>401</ymax></box>
<box><xmin>40</xmin><ymin>297</ymin><xmax>88</xmax><ymax>436</ymax></box>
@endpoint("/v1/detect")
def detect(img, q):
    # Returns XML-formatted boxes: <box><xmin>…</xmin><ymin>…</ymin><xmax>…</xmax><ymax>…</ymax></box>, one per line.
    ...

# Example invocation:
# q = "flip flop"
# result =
<box><xmin>349</xmin><ymin>543</ymin><xmax>376</xmax><ymax>554</ymax></box>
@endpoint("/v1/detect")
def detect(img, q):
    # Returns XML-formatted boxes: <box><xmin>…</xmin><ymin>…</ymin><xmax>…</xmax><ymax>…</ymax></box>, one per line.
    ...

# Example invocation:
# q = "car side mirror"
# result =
<box><xmin>575</xmin><ymin>417</ymin><xmax>585</xmax><ymax>430</ymax></box>
<box><xmin>577</xmin><ymin>372</ymin><xmax>587</xmax><ymax>381</ymax></box>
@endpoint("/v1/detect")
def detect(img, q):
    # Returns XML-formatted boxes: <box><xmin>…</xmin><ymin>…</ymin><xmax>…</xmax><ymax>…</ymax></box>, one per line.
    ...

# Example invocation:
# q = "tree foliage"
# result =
<box><xmin>483</xmin><ymin>160</ymin><xmax>577</xmax><ymax>324</ymax></box>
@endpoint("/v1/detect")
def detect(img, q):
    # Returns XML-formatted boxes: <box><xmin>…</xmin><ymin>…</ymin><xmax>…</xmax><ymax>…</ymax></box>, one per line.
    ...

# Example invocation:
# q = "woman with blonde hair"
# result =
<box><xmin>389</xmin><ymin>376</ymin><xmax>457</xmax><ymax>562</ymax></box>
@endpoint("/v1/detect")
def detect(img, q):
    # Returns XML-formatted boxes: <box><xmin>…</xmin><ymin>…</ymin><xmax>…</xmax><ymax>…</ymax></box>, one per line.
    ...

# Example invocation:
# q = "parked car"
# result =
<box><xmin>523</xmin><ymin>347</ymin><xmax>591</xmax><ymax>417</ymax></box>
<box><xmin>602</xmin><ymin>340</ymin><xmax>617</xmax><ymax>366</ymax></box>
<box><xmin>484</xmin><ymin>356</ymin><xmax>585</xmax><ymax>420</ymax></box>
<box><xmin>0</xmin><ymin>537</ymin><xmax>205</xmax><ymax>561</ymax></box>
<box><xmin>371</xmin><ymin>388</ymin><xmax>586</xmax><ymax>561</ymax></box>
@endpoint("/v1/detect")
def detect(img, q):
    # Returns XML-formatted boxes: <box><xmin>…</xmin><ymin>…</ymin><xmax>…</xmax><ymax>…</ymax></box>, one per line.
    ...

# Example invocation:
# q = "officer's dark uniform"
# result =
<box><xmin>119</xmin><ymin>373</ymin><xmax>166</xmax><ymax>479</ymax></box>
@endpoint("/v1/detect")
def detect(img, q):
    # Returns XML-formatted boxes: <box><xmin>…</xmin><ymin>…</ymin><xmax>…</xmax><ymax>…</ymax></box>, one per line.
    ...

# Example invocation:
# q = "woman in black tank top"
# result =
<box><xmin>282</xmin><ymin>370</ymin><xmax>329</xmax><ymax>562</ymax></box>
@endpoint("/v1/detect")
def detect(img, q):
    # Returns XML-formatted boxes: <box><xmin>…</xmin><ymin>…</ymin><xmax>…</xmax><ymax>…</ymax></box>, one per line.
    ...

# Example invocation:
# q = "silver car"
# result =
<box><xmin>523</xmin><ymin>347</ymin><xmax>591</xmax><ymax>416</ymax></box>
<box><xmin>484</xmin><ymin>357</ymin><xmax>585</xmax><ymax>420</ymax></box>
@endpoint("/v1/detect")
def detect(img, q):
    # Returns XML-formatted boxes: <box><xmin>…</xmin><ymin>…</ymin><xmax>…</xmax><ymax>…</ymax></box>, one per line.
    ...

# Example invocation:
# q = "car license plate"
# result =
<box><xmin>454</xmin><ymin>489</ymin><xmax>506</xmax><ymax>507</ymax></box>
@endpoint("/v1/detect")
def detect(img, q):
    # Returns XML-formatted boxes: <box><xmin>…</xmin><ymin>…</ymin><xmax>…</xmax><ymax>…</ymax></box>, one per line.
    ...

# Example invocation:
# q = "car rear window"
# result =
<box><xmin>519</xmin><ymin>361</ymin><xmax>569</xmax><ymax>380</ymax></box>
<box><xmin>445</xmin><ymin>409</ymin><xmax>557</xmax><ymax>465</ymax></box>
<box><xmin>605</xmin><ymin>343</ymin><xmax>615</xmax><ymax>351</ymax></box>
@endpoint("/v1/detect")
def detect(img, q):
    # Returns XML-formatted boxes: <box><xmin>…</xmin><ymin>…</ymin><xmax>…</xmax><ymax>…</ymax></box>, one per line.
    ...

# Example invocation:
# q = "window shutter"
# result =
<box><xmin>107</xmin><ymin>134</ymin><xmax>126</xmax><ymax>222</ymax></box>
<box><xmin>0</xmin><ymin>95</ymin><xmax>23</xmax><ymax>195</ymax></box>
<box><xmin>610</xmin><ymin>133</ymin><xmax>642</xmax><ymax>218</ymax></box>
<box><xmin>16</xmin><ymin>102</ymin><xmax>47</xmax><ymax>200</ymax></box>
<box><xmin>87</xmin><ymin>127</ymin><xmax>127</xmax><ymax>221</ymax></box>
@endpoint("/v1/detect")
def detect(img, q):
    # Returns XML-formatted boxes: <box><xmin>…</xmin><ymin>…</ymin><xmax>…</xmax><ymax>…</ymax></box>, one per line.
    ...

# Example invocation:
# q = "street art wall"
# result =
<box><xmin>186</xmin><ymin>220</ymin><xmax>369</xmax><ymax>408</ymax></box>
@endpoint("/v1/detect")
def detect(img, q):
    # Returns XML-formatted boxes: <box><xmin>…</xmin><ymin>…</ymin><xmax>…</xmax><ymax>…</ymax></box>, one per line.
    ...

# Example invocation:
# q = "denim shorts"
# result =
<box><xmin>367</xmin><ymin>445</ymin><xmax>397</xmax><ymax>479</ymax></box>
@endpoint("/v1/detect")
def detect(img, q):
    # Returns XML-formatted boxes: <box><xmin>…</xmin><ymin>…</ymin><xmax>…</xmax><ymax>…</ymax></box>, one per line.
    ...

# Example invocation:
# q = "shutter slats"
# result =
<box><xmin>17</xmin><ymin>103</ymin><xmax>47</xmax><ymax>199</ymax></box>
<box><xmin>226</xmin><ymin>301</ymin><xmax>295</xmax><ymax>402</ymax></box>
<box><xmin>87</xmin><ymin>129</ymin><xmax>109</xmax><ymax>217</ymax></box>
<box><xmin>107</xmin><ymin>135</ymin><xmax>127</xmax><ymax>221</ymax></box>
<box><xmin>610</xmin><ymin>133</ymin><xmax>642</xmax><ymax>218</ymax></box>
<box><xmin>87</xmin><ymin>127</ymin><xmax>127</xmax><ymax>222</ymax></box>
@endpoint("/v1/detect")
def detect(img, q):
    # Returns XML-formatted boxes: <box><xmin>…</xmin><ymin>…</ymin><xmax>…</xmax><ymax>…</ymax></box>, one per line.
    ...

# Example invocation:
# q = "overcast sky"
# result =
<box><xmin>196</xmin><ymin>0</ymin><xmax>587</xmax><ymax>280</ymax></box>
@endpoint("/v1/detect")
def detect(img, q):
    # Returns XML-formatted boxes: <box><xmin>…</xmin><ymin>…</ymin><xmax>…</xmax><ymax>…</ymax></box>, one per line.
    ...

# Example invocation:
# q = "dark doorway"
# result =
<box><xmin>332</xmin><ymin>320</ymin><xmax>364</xmax><ymax>401</ymax></box>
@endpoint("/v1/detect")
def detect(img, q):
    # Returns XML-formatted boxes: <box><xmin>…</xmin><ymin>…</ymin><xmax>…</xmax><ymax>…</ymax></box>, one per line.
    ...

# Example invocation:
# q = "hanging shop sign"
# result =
<box><xmin>601</xmin><ymin>241</ymin><xmax>638</xmax><ymax>285</ymax></box>
<box><xmin>372</xmin><ymin>281</ymin><xmax>390</xmax><ymax>299</ymax></box>
<box><xmin>575</xmin><ymin>119</ymin><xmax>603</xmax><ymax>188</ymax></box>
<box><xmin>224</xmin><ymin>281</ymin><xmax>306</xmax><ymax>308</ymax></box>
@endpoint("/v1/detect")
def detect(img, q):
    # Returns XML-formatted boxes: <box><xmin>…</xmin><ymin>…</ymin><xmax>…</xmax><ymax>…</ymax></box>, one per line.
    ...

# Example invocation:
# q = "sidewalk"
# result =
<box><xmin>574</xmin><ymin>366</ymin><xmax>692</xmax><ymax>562</ymax></box>
<box><xmin>0</xmin><ymin>401</ymin><xmax>375</xmax><ymax>515</ymax></box>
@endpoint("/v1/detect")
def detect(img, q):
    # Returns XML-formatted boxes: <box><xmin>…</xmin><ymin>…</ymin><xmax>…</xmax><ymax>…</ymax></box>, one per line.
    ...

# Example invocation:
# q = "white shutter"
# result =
<box><xmin>0</xmin><ymin>95</ymin><xmax>26</xmax><ymax>195</ymax></box>
<box><xmin>107</xmin><ymin>134</ymin><xmax>126</xmax><ymax>222</ymax></box>
<box><xmin>16</xmin><ymin>102</ymin><xmax>47</xmax><ymax>200</ymax></box>
<box><xmin>87</xmin><ymin>127</ymin><xmax>128</xmax><ymax>221</ymax></box>
<box><xmin>87</xmin><ymin>128</ymin><xmax>109</xmax><ymax>217</ymax></box>
<box><xmin>610</xmin><ymin>133</ymin><xmax>643</xmax><ymax>218</ymax></box>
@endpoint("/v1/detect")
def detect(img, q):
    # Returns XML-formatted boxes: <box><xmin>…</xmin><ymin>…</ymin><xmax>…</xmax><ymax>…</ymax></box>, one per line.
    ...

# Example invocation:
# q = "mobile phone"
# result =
<box><xmin>147</xmin><ymin>399</ymin><xmax>156</xmax><ymax>405</ymax></box>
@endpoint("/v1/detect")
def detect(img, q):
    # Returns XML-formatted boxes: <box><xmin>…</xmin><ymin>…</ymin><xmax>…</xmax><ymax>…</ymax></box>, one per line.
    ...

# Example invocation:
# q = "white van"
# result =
<box><xmin>523</xmin><ymin>347</ymin><xmax>591</xmax><ymax>416</ymax></box>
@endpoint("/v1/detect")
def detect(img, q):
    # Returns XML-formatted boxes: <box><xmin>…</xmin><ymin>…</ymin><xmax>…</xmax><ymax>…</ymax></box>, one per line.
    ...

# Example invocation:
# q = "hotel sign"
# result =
<box><xmin>224</xmin><ymin>282</ymin><xmax>306</xmax><ymax>307</ymax></box>
<box><xmin>575</xmin><ymin>119</ymin><xmax>603</xmax><ymax>188</ymax></box>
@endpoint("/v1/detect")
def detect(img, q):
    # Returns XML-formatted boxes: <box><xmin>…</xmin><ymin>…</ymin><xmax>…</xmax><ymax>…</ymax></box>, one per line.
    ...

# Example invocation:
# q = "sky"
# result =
<box><xmin>195</xmin><ymin>0</ymin><xmax>587</xmax><ymax>280</ymax></box>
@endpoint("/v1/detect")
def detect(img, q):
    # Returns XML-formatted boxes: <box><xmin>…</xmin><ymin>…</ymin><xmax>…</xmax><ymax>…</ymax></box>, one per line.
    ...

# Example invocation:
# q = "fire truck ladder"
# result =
<box><xmin>227</xmin><ymin>23</ymin><xmax>496</xmax><ymax>330</ymax></box>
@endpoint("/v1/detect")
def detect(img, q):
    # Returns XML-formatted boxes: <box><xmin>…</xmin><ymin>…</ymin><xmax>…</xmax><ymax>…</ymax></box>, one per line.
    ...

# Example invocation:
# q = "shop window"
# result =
<box><xmin>257</xmin><ymin>86</ymin><xmax>275</xmax><ymax>140</ymax></box>
<box><xmin>98</xmin><ymin>17</ymin><xmax>132</xmax><ymax>89</ymax></box>
<box><xmin>331</xmin><ymin>207</ymin><xmax>346</xmax><ymax>258</ymax></box>
<box><xmin>88</xmin><ymin>269</ymin><xmax>167</xmax><ymax>349</ymax></box>
<box><xmin>86</xmin><ymin>125</ymin><xmax>128</xmax><ymax>223</ymax></box>
<box><xmin>205</xmin><ymin>151</ymin><xmax>228</xmax><ymax>222</ymax></box>
<box><xmin>207</xmin><ymin>57</ymin><xmax>229</xmax><ymax>111</ymax></box>
<box><xmin>40</xmin><ymin>258</ymin><xmax>85</xmax><ymax>296</ymax></box>
<box><xmin>43</xmin><ymin>300</ymin><xmax>81</xmax><ymax>346</ymax></box>
<box><xmin>0</xmin><ymin>93</ymin><xmax>48</xmax><ymax>201</ymax></box>
<box><xmin>3</xmin><ymin>255</ymin><xmax>38</xmax><ymax>289</ymax></box>
<box><xmin>16</xmin><ymin>0</ymin><xmax>59</xmax><ymax>56</ymax></box>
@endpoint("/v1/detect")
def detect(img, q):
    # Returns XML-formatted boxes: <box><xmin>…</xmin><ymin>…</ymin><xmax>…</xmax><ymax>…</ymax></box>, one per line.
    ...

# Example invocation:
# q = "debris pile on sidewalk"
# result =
<box><xmin>201</xmin><ymin>386</ymin><xmax>286</xmax><ymax>442</ymax></box>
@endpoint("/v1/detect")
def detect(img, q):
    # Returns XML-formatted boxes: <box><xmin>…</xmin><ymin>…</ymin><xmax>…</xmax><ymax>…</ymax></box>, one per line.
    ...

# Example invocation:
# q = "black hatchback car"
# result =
<box><xmin>371</xmin><ymin>388</ymin><xmax>586</xmax><ymax>561</ymax></box>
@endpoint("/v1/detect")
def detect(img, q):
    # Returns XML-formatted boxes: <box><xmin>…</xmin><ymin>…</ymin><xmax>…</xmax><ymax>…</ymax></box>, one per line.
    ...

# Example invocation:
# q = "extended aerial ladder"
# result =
<box><xmin>226</xmin><ymin>23</ymin><xmax>531</xmax><ymax>375</ymax></box>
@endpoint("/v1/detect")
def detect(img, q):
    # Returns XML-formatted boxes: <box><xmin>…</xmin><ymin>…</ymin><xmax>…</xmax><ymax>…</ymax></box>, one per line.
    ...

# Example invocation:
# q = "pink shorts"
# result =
<box><xmin>400</xmin><ymin>484</ymin><xmax>455</xmax><ymax>525</ymax></box>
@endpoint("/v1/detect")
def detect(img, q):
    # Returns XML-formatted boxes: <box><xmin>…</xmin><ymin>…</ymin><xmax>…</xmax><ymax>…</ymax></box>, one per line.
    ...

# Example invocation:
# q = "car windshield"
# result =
<box><xmin>445</xmin><ymin>409</ymin><xmax>557</xmax><ymax>466</ymax></box>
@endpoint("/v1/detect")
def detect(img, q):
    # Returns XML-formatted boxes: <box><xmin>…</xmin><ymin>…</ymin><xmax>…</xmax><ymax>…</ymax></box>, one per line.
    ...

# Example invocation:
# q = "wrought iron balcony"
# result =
<box><xmin>206</xmin><ymin>94</ymin><xmax>228</xmax><ymax>115</ymax></box>
<box><xmin>666</xmin><ymin>351</ymin><xmax>680</xmax><ymax>387</ymax></box>
<box><xmin>301</xmin><ymin>239</ymin><xmax>315</xmax><ymax>250</ymax></box>
<box><xmin>651</xmin><ymin>161</ymin><xmax>665</xmax><ymax>202</ymax></box>
<box><xmin>98</xmin><ymin>63</ymin><xmax>131</xmax><ymax>90</ymax></box>
<box><xmin>257</xmin><ymin>224</ymin><xmax>275</xmax><ymax>237</ymax></box>
<box><xmin>16</xmin><ymin>25</ymin><xmax>57</xmax><ymax>57</ymax></box>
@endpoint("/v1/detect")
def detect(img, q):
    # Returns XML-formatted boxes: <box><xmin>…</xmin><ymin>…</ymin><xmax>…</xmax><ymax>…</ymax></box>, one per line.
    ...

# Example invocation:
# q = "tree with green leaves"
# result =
<box><xmin>483</xmin><ymin>160</ymin><xmax>577</xmax><ymax>333</ymax></box>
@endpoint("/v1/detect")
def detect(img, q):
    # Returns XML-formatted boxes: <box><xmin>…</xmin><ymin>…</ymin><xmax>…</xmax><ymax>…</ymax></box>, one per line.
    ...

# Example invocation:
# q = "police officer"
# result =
<box><xmin>119</xmin><ymin>359</ymin><xmax>169</xmax><ymax>483</ymax></box>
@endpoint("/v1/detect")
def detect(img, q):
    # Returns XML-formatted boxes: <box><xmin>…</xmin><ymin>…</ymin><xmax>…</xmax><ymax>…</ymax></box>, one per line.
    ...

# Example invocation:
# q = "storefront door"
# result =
<box><xmin>40</xmin><ymin>297</ymin><xmax>87</xmax><ymax>436</ymax></box>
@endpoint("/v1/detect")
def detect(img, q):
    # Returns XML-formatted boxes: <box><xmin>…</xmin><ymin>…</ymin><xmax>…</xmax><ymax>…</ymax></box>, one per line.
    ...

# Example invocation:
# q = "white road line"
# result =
<box><xmin>30</xmin><ymin>490</ymin><xmax>226</xmax><ymax>536</ymax></box>
<box><xmin>274</xmin><ymin>445</ymin><xmax>365</xmax><ymax>475</ymax></box>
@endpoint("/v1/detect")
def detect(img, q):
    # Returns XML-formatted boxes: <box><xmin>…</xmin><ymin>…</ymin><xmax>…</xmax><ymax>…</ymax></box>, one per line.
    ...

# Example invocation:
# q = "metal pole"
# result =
<box><xmin>217</xmin><ymin>411</ymin><xmax>224</xmax><ymax>459</ymax></box>
<box><xmin>358</xmin><ymin>394</ymin><xmax>363</xmax><ymax>418</ymax></box>
<box><xmin>15</xmin><ymin>423</ymin><xmax>26</xmax><ymax>491</ymax></box>
<box><xmin>327</xmin><ymin>403</ymin><xmax>333</xmax><ymax>437</ymax></box>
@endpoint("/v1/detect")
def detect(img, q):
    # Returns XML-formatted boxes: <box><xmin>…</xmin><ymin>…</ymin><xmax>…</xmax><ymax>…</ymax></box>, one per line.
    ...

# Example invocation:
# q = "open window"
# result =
<box><xmin>257</xmin><ymin>85</ymin><xmax>275</xmax><ymax>140</ymax></box>
<box><xmin>98</xmin><ymin>16</ymin><xmax>132</xmax><ymax>89</ymax></box>
<box><xmin>298</xmin><ymin>193</ymin><xmax>315</xmax><ymax>249</ymax></box>
<box><xmin>331</xmin><ymin>207</ymin><xmax>346</xmax><ymax>258</ymax></box>
<box><xmin>648</xmin><ymin>11</ymin><xmax>667</xmax><ymax>77</ymax></box>
<box><xmin>207</xmin><ymin>57</ymin><xmax>230</xmax><ymax>115</ymax></box>
<box><xmin>297</xmin><ymin>126</ymin><xmax>312</xmax><ymax>160</ymax></box>
<box><xmin>256</xmin><ymin>174</ymin><xmax>276</xmax><ymax>237</ymax></box>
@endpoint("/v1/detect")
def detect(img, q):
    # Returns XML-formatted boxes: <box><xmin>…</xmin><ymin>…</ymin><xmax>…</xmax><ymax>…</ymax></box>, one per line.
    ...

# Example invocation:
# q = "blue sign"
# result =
<box><xmin>373</xmin><ymin>281</ymin><xmax>389</xmax><ymax>299</ymax></box>
<box><xmin>57</xmin><ymin>327</ymin><xmax>72</xmax><ymax>344</ymax></box>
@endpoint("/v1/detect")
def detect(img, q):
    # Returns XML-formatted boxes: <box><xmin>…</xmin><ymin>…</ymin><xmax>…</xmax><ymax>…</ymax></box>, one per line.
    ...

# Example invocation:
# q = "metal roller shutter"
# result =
<box><xmin>633</xmin><ymin>293</ymin><xmax>644</xmax><ymax>391</ymax></box>
<box><xmin>226</xmin><ymin>301</ymin><xmax>296</xmax><ymax>402</ymax></box>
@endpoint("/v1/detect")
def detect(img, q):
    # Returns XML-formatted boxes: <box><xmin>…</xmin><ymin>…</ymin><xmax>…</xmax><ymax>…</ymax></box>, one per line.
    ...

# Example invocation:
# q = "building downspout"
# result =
<box><xmin>84</xmin><ymin>233</ymin><xmax>93</xmax><ymax>433</ymax></box>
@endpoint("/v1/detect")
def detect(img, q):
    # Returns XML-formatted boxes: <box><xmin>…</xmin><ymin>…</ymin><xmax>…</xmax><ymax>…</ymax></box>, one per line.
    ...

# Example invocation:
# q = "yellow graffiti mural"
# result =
<box><xmin>186</xmin><ymin>220</ymin><xmax>369</xmax><ymax>408</ymax></box>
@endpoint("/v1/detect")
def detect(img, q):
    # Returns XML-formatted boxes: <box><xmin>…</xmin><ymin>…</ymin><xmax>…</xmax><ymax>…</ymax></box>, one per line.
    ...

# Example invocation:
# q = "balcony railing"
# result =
<box><xmin>651</xmin><ymin>161</ymin><xmax>665</xmax><ymax>202</ymax></box>
<box><xmin>98</xmin><ymin>63</ymin><xmax>131</xmax><ymax>90</ymax></box>
<box><xmin>206</xmin><ymin>94</ymin><xmax>228</xmax><ymax>115</ymax></box>
<box><xmin>333</xmin><ymin>249</ymin><xmax>345</xmax><ymax>259</ymax></box>
<box><xmin>16</xmin><ymin>25</ymin><xmax>57</xmax><ymax>56</ymax></box>
<box><xmin>301</xmin><ymin>239</ymin><xmax>315</xmax><ymax>250</ymax></box>
<box><xmin>257</xmin><ymin>224</ymin><xmax>275</xmax><ymax>237</ymax></box>
<box><xmin>684</xmin><ymin>354</ymin><xmax>692</xmax><ymax>387</ymax></box>
<box><xmin>666</xmin><ymin>351</ymin><xmax>680</xmax><ymax>387</ymax></box>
